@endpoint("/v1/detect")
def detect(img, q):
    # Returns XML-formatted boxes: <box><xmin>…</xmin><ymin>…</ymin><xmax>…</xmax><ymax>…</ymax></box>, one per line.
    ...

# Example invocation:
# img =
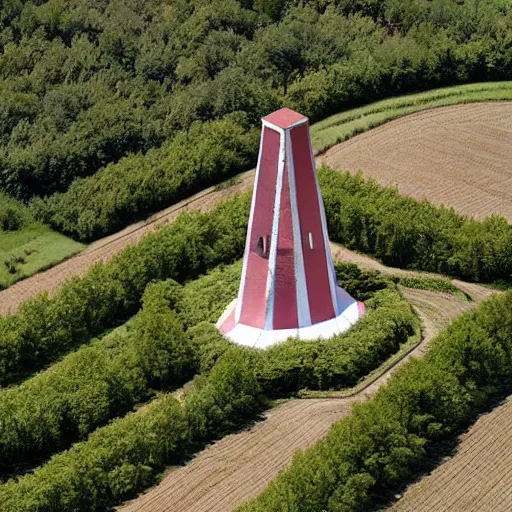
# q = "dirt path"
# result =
<box><xmin>0</xmin><ymin>172</ymin><xmax>254</xmax><ymax>316</ymax></box>
<box><xmin>320</xmin><ymin>102</ymin><xmax>512</xmax><ymax>222</ymax></box>
<box><xmin>119</xmin><ymin>268</ymin><xmax>494</xmax><ymax>512</ymax></box>
<box><xmin>1</xmin><ymin>102</ymin><xmax>508</xmax><ymax>316</ymax></box>
<box><xmin>388</xmin><ymin>396</ymin><xmax>512</xmax><ymax>512</ymax></box>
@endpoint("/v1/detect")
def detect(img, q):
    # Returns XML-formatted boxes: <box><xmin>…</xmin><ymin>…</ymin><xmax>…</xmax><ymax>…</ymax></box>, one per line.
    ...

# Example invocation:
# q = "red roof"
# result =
<box><xmin>263</xmin><ymin>108</ymin><xmax>308</xmax><ymax>129</ymax></box>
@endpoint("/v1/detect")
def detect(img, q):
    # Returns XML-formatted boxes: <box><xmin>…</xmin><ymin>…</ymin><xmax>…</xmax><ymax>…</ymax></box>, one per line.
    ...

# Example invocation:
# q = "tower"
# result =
<box><xmin>217</xmin><ymin>108</ymin><xmax>365</xmax><ymax>348</ymax></box>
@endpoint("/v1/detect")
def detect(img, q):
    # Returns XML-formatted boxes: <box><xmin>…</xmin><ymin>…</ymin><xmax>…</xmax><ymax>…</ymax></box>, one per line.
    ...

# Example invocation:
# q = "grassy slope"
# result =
<box><xmin>310</xmin><ymin>81</ymin><xmax>512</xmax><ymax>152</ymax></box>
<box><xmin>0</xmin><ymin>224</ymin><xmax>84</xmax><ymax>289</ymax></box>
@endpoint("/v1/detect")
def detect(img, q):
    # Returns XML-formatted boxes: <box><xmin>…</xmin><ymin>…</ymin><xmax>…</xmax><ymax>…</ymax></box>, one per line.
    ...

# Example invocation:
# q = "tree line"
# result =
<box><xmin>0</xmin><ymin>0</ymin><xmax>510</xmax><ymax>209</ymax></box>
<box><xmin>0</xmin><ymin>256</ymin><xmax>416</xmax><ymax>477</ymax></box>
<box><xmin>3</xmin><ymin>166</ymin><xmax>512</xmax><ymax>386</ymax></box>
<box><xmin>0</xmin><ymin>348</ymin><xmax>266</xmax><ymax>512</ymax></box>
<box><xmin>320</xmin><ymin>167</ymin><xmax>512</xmax><ymax>282</ymax></box>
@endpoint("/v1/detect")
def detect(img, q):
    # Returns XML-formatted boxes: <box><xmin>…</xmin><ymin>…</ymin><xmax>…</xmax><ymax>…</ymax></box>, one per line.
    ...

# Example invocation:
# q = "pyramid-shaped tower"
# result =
<box><xmin>217</xmin><ymin>108</ymin><xmax>365</xmax><ymax>348</ymax></box>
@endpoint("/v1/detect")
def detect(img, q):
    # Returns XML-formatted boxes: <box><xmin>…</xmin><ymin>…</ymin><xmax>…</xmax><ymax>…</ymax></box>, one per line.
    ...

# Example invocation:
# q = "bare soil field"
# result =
<box><xmin>321</xmin><ymin>102</ymin><xmax>512</xmax><ymax>222</ymax></box>
<box><xmin>119</xmin><ymin>271</ymin><xmax>490</xmax><ymax>512</ymax></box>
<box><xmin>388</xmin><ymin>396</ymin><xmax>512</xmax><ymax>512</ymax></box>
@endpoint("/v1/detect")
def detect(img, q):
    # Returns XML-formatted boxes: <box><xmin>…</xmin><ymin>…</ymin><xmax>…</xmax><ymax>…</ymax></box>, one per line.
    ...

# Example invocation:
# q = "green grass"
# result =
<box><xmin>310</xmin><ymin>81</ymin><xmax>512</xmax><ymax>153</ymax></box>
<box><xmin>0</xmin><ymin>223</ymin><xmax>85</xmax><ymax>289</ymax></box>
<box><xmin>393</xmin><ymin>276</ymin><xmax>471</xmax><ymax>301</ymax></box>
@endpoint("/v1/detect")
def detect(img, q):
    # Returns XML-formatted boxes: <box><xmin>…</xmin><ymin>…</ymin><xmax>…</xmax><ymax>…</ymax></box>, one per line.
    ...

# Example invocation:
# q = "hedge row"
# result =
<box><xmin>172</xmin><ymin>260</ymin><xmax>418</xmax><ymax>396</ymax></box>
<box><xmin>0</xmin><ymin>257</ymin><xmax>416</xmax><ymax>481</ymax></box>
<box><xmin>34</xmin><ymin>114</ymin><xmax>259</xmax><ymax>242</ymax></box>
<box><xmin>237</xmin><ymin>291</ymin><xmax>512</xmax><ymax>512</ymax></box>
<box><xmin>0</xmin><ymin>349</ymin><xmax>265</xmax><ymax>512</ymax></box>
<box><xmin>0</xmin><ymin>286</ymin><xmax>193</xmax><ymax>474</ymax></box>
<box><xmin>319</xmin><ymin>167</ymin><xmax>512</xmax><ymax>282</ymax></box>
<box><xmin>0</xmin><ymin>193</ymin><xmax>250</xmax><ymax>386</ymax></box>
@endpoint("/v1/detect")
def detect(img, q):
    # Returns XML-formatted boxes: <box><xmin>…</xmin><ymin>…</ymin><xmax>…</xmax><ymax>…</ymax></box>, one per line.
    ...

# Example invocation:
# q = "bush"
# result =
<box><xmin>0</xmin><ymin>193</ymin><xmax>250</xmax><ymax>385</ymax></box>
<box><xmin>237</xmin><ymin>291</ymin><xmax>512</xmax><ymax>512</ymax></box>
<box><xmin>0</xmin><ymin>350</ymin><xmax>265</xmax><ymax>512</ymax></box>
<box><xmin>172</xmin><ymin>260</ymin><xmax>416</xmax><ymax>396</ymax></box>
<box><xmin>0</xmin><ymin>192</ymin><xmax>29</xmax><ymax>231</ymax></box>
<box><xmin>320</xmin><ymin>167</ymin><xmax>512</xmax><ymax>282</ymax></box>
<box><xmin>0</xmin><ymin>288</ymin><xmax>193</xmax><ymax>474</ymax></box>
<box><xmin>38</xmin><ymin>114</ymin><xmax>259</xmax><ymax>242</ymax></box>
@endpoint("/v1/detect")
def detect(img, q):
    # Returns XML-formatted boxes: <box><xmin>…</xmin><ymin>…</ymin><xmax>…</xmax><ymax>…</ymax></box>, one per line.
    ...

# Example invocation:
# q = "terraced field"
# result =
<box><xmin>321</xmin><ymin>102</ymin><xmax>512</xmax><ymax>221</ymax></box>
<box><xmin>388</xmin><ymin>396</ymin><xmax>512</xmax><ymax>512</ymax></box>
<box><xmin>118</xmin><ymin>263</ymin><xmax>493</xmax><ymax>512</ymax></box>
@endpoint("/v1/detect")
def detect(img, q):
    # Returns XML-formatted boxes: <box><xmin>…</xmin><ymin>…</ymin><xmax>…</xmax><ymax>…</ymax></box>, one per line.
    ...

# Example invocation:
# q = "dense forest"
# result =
<box><xmin>0</xmin><ymin>0</ymin><xmax>511</xmax><ymax>238</ymax></box>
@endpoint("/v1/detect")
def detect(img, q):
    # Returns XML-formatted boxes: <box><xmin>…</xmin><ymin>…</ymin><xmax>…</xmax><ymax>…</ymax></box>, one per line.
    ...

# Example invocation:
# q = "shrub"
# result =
<box><xmin>320</xmin><ymin>167</ymin><xmax>512</xmax><ymax>282</ymax></box>
<box><xmin>237</xmin><ymin>291</ymin><xmax>512</xmax><ymax>512</ymax></box>
<box><xmin>0</xmin><ymin>350</ymin><xmax>265</xmax><ymax>512</ymax></box>
<box><xmin>0</xmin><ymin>288</ymin><xmax>193</xmax><ymax>473</ymax></box>
<box><xmin>0</xmin><ymin>193</ymin><xmax>250</xmax><ymax>385</ymax></box>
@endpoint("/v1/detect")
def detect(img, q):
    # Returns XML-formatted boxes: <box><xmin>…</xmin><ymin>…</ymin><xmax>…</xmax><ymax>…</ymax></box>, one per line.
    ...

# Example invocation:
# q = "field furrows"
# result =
<box><xmin>119</xmin><ymin>398</ymin><xmax>358</xmax><ymax>512</ymax></box>
<box><xmin>0</xmin><ymin>103</ymin><xmax>506</xmax><ymax>316</ymax></box>
<box><xmin>388</xmin><ymin>396</ymin><xmax>512</xmax><ymax>512</ymax></box>
<box><xmin>118</xmin><ymin>282</ymin><xmax>491</xmax><ymax>512</ymax></box>
<box><xmin>320</xmin><ymin>102</ymin><xmax>512</xmax><ymax>222</ymax></box>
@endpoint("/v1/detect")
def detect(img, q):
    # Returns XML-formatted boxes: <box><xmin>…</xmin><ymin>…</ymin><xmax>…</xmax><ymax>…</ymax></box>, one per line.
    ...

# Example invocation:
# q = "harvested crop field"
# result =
<box><xmin>321</xmin><ymin>102</ymin><xmax>512</xmax><ymax>221</ymax></box>
<box><xmin>119</xmin><ymin>278</ymin><xmax>489</xmax><ymax>512</ymax></box>
<box><xmin>388</xmin><ymin>396</ymin><xmax>512</xmax><ymax>512</ymax></box>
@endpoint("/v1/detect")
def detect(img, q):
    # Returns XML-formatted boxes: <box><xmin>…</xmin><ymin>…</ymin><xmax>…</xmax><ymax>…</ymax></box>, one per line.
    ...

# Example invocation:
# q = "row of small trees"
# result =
<box><xmin>0</xmin><ymin>348</ymin><xmax>265</xmax><ymax>512</ymax></box>
<box><xmin>0</xmin><ymin>193</ymin><xmax>250</xmax><ymax>385</ymax></box>
<box><xmin>0</xmin><ymin>257</ymin><xmax>416</xmax><ymax>477</ymax></box>
<box><xmin>238</xmin><ymin>289</ymin><xmax>512</xmax><ymax>512</ymax></box>
<box><xmin>320</xmin><ymin>167</ymin><xmax>512</xmax><ymax>282</ymax></box>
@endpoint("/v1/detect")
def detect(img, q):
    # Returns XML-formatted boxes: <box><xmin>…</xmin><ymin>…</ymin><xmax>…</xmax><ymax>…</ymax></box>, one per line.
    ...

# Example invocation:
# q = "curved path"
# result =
<box><xmin>119</xmin><ymin>278</ymin><xmax>494</xmax><ymax>512</ymax></box>
<box><xmin>320</xmin><ymin>102</ymin><xmax>512</xmax><ymax>222</ymax></box>
<box><xmin>1</xmin><ymin>102</ymin><xmax>510</xmax><ymax>315</ymax></box>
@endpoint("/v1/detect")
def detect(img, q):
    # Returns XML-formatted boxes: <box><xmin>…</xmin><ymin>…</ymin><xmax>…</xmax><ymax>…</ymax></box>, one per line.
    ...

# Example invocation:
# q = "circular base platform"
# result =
<box><xmin>217</xmin><ymin>295</ymin><xmax>365</xmax><ymax>349</ymax></box>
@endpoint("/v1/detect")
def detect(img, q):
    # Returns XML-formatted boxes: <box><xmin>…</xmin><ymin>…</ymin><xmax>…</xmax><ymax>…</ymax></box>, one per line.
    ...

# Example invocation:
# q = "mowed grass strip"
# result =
<box><xmin>0</xmin><ymin>223</ymin><xmax>84</xmax><ymax>289</ymax></box>
<box><xmin>310</xmin><ymin>81</ymin><xmax>512</xmax><ymax>153</ymax></box>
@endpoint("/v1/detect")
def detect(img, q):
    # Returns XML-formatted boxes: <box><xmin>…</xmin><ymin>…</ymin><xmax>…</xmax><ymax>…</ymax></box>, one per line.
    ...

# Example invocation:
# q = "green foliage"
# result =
<box><xmin>237</xmin><ymin>291</ymin><xmax>512</xmax><ymax>512</ymax></box>
<box><xmin>38</xmin><ymin>114</ymin><xmax>259</xmax><ymax>241</ymax></box>
<box><xmin>0</xmin><ymin>287</ymin><xmax>193</xmax><ymax>474</ymax></box>
<box><xmin>0</xmin><ymin>193</ymin><xmax>250</xmax><ymax>385</ymax></box>
<box><xmin>186</xmin><ymin>348</ymin><xmax>265</xmax><ymax>439</ymax></box>
<box><xmin>0</xmin><ymin>350</ymin><xmax>265</xmax><ymax>512</ymax></box>
<box><xmin>170</xmin><ymin>259</ymin><xmax>416</xmax><ymax>395</ymax></box>
<box><xmin>0</xmin><ymin>191</ymin><xmax>28</xmax><ymax>231</ymax></box>
<box><xmin>0</xmin><ymin>0</ymin><xmax>510</xmax><ymax>240</ymax></box>
<box><xmin>320</xmin><ymin>167</ymin><xmax>512</xmax><ymax>282</ymax></box>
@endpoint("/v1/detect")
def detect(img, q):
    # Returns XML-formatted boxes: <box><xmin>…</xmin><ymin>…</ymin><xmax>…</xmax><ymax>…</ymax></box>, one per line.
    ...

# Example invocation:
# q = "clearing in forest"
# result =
<box><xmin>321</xmin><ymin>102</ymin><xmax>512</xmax><ymax>221</ymax></box>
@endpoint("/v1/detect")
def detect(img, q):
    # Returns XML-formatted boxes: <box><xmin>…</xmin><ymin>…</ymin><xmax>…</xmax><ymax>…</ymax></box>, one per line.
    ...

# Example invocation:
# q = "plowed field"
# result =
<box><xmin>388</xmin><ymin>396</ymin><xmax>512</xmax><ymax>512</ymax></box>
<box><xmin>119</xmin><ymin>276</ymin><xmax>490</xmax><ymax>512</ymax></box>
<box><xmin>321</xmin><ymin>102</ymin><xmax>512</xmax><ymax>221</ymax></box>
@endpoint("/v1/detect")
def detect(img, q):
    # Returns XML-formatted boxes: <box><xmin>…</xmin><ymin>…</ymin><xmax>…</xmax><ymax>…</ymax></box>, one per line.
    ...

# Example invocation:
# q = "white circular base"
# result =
<box><xmin>216</xmin><ymin>297</ymin><xmax>365</xmax><ymax>349</ymax></box>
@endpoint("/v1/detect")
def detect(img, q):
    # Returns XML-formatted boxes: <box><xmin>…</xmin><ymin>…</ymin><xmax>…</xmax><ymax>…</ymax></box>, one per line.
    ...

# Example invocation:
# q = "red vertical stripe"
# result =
<box><xmin>240</xmin><ymin>127</ymin><xmax>280</xmax><ymax>328</ymax></box>
<box><xmin>291</xmin><ymin>123</ymin><xmax>335</xmax><ymax>324</ymax></box>
<box><xmin>272</xmin><ymin>155</ymin><xmax>298</xmax><ymax>329</ymax></box>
